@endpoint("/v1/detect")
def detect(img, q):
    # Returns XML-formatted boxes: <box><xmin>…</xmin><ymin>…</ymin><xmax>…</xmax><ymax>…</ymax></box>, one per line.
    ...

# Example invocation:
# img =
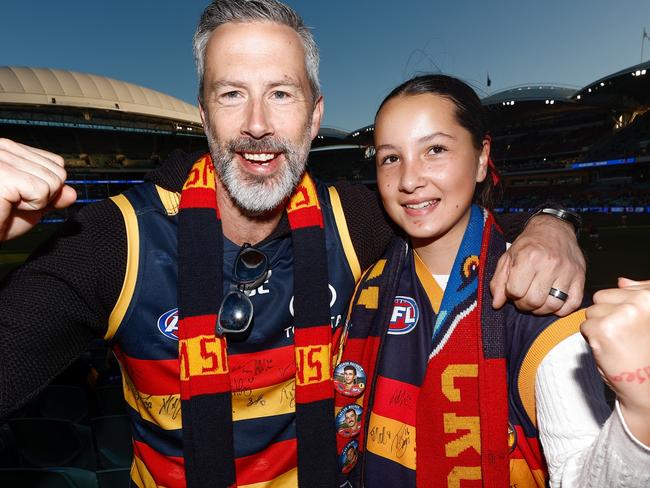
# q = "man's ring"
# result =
<box><xmin>549</xmin><ymin>287</ymin><xmax>569</xmax><ymax>301</ymax></box>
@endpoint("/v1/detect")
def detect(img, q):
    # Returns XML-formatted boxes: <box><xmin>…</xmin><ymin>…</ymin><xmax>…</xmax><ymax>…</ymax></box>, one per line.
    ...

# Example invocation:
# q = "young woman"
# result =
<box><xmin>333</xmin><ymin>75</ymin><xmax>650</xmax><ymax>487</ymax></box>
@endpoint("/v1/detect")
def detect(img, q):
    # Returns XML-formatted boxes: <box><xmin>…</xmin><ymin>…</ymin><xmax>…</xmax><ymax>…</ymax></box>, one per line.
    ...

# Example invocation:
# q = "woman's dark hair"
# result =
<box><xmin>375</xmin><ymin>74</ymin><xmax>501</xmax><ymax>209</ymax></box>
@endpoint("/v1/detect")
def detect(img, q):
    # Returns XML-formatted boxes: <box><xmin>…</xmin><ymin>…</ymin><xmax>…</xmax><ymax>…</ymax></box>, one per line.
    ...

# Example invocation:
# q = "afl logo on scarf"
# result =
<box><xmin>388</xmin><ymin>296</ymin><xmax>419</xmax><ymax>335</ymax></box>
<box><xmin>158</xmin><ymin>308</ymin><xmax>179</xmax><ymax>341</ymax></box>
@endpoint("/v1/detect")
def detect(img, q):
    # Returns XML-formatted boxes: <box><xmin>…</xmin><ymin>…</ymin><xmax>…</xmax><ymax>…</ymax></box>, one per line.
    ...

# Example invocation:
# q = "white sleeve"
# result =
<box><xmin>536</xmin><ymin>332</ymin><xmax>650</xmax><ymax>487</ymax></box>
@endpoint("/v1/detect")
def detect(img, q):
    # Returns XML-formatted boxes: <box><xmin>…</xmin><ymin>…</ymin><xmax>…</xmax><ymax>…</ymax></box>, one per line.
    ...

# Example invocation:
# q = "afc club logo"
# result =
<box><xmin>388</xmin><ymin>296</ymin><xmax>419</xmax><ymax>335</ymax></box>
<box><xmin>158</xmin><ymin>308</ymin><xmax>179</xmax><ymax>341</ymax></box>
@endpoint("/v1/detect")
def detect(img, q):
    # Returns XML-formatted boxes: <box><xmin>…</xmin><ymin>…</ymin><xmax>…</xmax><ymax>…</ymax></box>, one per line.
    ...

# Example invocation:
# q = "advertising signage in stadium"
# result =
<box><xmin>570</xmin><ymin>157</ymin><xmax>636</xmax><ymax>169</ymax></box>
<box><xmin>578</xmin><ymin>207</ymin><xmax>648</xmax><ymax>214</ymax></box>
<box><xmin>494</xmin><ymin>206</ymin><xmax>649</xmax><ymax>214</ymax></box>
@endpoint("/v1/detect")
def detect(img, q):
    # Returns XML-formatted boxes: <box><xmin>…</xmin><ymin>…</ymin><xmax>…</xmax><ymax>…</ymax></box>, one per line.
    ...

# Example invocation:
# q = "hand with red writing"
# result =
<box><xmin>0</xmin><ymin>138</ymin><xmax>77</xmax><ymax>241</ymax></box>
<box><xmin>582</xmin><ymin>277</ymin><xmax>650</xmax><ymax>445</ymax></box>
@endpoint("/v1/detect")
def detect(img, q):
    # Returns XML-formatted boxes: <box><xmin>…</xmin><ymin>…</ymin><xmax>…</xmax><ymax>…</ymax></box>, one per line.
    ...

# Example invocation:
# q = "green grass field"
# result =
<box><xmin>581</xmin><ymin>224</ymin><xmax>650</xmax><ymax>296</ymax></box>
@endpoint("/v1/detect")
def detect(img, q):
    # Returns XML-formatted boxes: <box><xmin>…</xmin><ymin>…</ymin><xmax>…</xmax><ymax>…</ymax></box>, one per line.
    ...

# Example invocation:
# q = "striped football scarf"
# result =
<box><xmin>416</xmin><ymin>206</ymin><xmax>509</xmax><ymax>486</ymax></box>
<box><xmin>177</xmin><ymin>154</ymin><xmax>337</xmax><ymax>488</ymax></box>
<box><xmin>339</xmin><ymin>206</ymin><xmax>509</xmax><ymax>486</ymax></box>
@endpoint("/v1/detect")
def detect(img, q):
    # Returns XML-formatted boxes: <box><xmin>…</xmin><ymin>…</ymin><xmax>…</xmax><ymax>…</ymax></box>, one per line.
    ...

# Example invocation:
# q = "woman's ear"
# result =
<box><xmin>476</xmin><ymin>138</ymin><xmax>490</xmax><ymax>183</ymax></box>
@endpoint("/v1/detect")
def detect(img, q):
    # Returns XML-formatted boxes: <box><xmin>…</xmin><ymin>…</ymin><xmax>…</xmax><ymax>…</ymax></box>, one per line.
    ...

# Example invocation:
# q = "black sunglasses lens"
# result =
<box><xmin>218</xmin><ymin>291</ymin><xmax>253</xmax><ymax>334</ymax></box>
<box><xmin>234</xmin><ymin>248</ymin><xmax>268</xmax><ymax>284</ymax></box>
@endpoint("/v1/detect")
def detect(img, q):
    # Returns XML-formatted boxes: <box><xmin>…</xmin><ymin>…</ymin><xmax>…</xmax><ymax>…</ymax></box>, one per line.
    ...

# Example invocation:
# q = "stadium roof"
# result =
<box><xmin>345</xmin><ymin>86</ymin><xmax>584</xmax><ymax>145</ymax></box>
<box><xmin>0</xmin><ymin>66</ymin><xmax>201</xmax><ymax>124</ymax></box>
<box><xmin>313</xmin><ymin>127</ymin><xmax>350</xmax><ymax>148</ymax></box>
<box><xmin>481</xmin><ymin>85</ymin><xmax>576</xmax><ymax>106</ymax></box>
<box><xmin>318</xmin><ymin>127</ymin><xmax>348</xmax><ymax>139</ymax></box>
<box><xmin>481</xmin><ymin>84</ymin><xmax>599</xmax><ymax>130</ymax></box>
<box><xmin>573</xmin><ymin>60</ymin><xmax>650</xmax><ymax>108</ymax></box>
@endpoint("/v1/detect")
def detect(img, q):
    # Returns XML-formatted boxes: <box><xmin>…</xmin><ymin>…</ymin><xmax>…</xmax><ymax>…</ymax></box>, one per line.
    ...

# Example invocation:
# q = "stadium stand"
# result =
<box><xmin>587</xmin><ymin>109</ymin><xmax>650</xmax><ymax>160</ymax></box>
<box><xmin>90</xmin><ymin>416</ymin><xmax>133</xmax><ymax>470</ymax></box>
<box><xmin>94</xmin><ymin>386</ymin><xmax>127</xmax><ymax>417</ymax></box>
<box><xmin>8</xmin><ymin>418</ymin><xmax>97</xmax><ymax>470</ymax></box>
<box><xmin>0</xmin><ymin>467</ymin><xmax>99</xmax><ymax>488</ymax></box>
<box><xmin>0</xmin><ymin>353</ymin><xmax>132</xmax><ymax>485</ymax></box>
<box><xmin>96</xmin><ymin>468</ymin><xmax>130</xmax><ymax>488</ymax></box>
<box><xmin>35</xmin><ymin>386</ymin><xmax>90</xmax><ymax>423</ymax></box>
<box><xmin>0</xmin><ymin>66</ymin><xmax>206</xmax><ymax>163</ymax></box>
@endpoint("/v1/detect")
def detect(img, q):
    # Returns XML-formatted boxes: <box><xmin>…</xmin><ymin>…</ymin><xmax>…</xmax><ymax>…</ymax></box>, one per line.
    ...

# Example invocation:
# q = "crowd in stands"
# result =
<box><xmin>587</xmin><ymin>110</ymin><xmax>650</xmax><ymax>161</ymax></box>
<box><xmin>3</xmin><ymin>123</ymin><xmax>206</xmax><ymax>170</ymax></box>
<box><xmin>492</xmin><ymin>123</ymin><xmax>613</xmax><ymax>173</ymax></box>
<box><xmin>491</xmin><ymin>109</ymin><xmax>650</xmax><ymax>174</ymax></box>
<box><xmin>498</xmin><ymin>180</ymin><xmax>650</xmax><ymax>211</ymax></box>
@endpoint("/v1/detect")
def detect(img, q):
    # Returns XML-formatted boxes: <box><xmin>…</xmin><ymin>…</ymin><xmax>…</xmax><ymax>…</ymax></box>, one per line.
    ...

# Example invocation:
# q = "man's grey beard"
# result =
<box><xmin>204</xmin><ymin>123</ymin><xmax>311</xmax><ymax>216</ymax></box>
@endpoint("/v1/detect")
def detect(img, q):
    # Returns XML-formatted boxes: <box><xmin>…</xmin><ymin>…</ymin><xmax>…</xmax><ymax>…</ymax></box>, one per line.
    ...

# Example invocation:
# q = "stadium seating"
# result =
<box><xmin>90</xmin><ymin>416</ymin><xmax>133</xmax><ymax>469</ymax></box>
<box><xmin>8</xmin><ymin>418</ymin><xmax>97</xmax><ymax>470</ymax></box>
<box><xmin>0</xmin><ymin>467</ymin><xmax>99</xmax><ymax>488</ymax></box>
<box><xmin>96</xmin><ymin>468</ymin><xmax>130</xmax><ymax>488</ymax></box>
<box><xmin>0</xmin><ymin>422</ymin><xmax>19</xmax><ymax>468</ymax></box>
<box><xmin>36</xmin><ymin>385</ymin><xmax>90</xmax><ymax>423</ymax></box>
<box><xmin>1</xmin><ymin>364</ymin><xmax>133</xmax><ymax>485</ymax></box>
<box><xmin>95</xmin><ymin>386</ymin><xmax>127</xmax><ymax>417</ymax></box>
<box><xmin>587</xmin><ymin>110</ymin><xmax>650</xmax><ymax>160</ymax></box>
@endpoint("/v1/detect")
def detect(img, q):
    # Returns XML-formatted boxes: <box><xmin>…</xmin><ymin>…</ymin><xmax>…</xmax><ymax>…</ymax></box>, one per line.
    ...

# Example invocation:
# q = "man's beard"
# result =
<box><xmin>204</xmin><ymin>122</ymin><xmax>311</xmax><ymax>216</ymax></box>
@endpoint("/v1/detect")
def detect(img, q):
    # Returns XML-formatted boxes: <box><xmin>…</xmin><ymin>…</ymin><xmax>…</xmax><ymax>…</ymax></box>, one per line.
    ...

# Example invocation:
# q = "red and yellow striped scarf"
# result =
<box><xmin>177</xmin><ymin>155</ymin><xmax>337</xmax><ymax>487</ymax></box>
<box><xmin>338</xmin><ymin>208</ymin><xmax>510</xmax><ymax>486</ymax></box>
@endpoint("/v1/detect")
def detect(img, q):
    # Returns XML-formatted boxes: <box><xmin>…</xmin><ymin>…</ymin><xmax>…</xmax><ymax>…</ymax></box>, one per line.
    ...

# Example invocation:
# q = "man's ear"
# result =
<box><xmin>309</xmin><ymin>96</ymin><xmax>324</xmax><ymax>140</ymax></box>
<box><xmin>199</xmin><ymin>99</ymin><xmax>207</xmax><ymax>127</ymax></box>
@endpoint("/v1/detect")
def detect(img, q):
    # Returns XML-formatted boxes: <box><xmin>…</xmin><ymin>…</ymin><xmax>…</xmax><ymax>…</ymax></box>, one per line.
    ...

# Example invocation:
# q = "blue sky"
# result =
<box><xmin>2</xmin><ymin>1</ymin><xmax>649</xmax><ymax>130</ymax></box>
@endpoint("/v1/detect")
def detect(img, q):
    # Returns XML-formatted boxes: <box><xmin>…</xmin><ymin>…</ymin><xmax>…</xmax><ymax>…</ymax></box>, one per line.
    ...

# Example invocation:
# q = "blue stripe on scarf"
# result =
<box><xmin>432</xmin><ymin>204</ymin><xmax>485</xmax><ymax>343</ymax></box>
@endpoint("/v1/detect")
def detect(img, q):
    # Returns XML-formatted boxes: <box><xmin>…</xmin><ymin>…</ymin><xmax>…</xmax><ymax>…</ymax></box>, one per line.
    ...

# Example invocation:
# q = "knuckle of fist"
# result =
<box><xmin>45</xmin><ymin>171</ymin><xmax>63</xmax><ymax>188</ymax></box>
<box><xmin>563</xmin><ymin>299</ymin><xmax>579</xmax><ymax>314</ymax></box>
<box><xmin>586</xmin><ymin>324</ymin><xmax>616</xmax><ymax>347</ymax></box>
<box><xmin>592</xmin><ymin>290</ymin><xmax>606</xmax><ymax>304</ymax></box>
<box><xmin>514</xmin><ymin>298</ymin><xmax>534</xmax><ymax>312</ymax></box>
<box><xmin>524</xmin><ymin>244</ymin><xmax>545</xmax><ymax>261</ymax></box>
<box><xmin>529</xmin><ymin>293</ymin><xmax>546</xmax><ymax>308</ymax></box>
<box><xmin>47</xmin><ymin>167</ymin><xmax>66</xmax><ymax>185</ymax></box>
<box><xmin>506</xmin><ymin>282</ymin><xmax>524</xmax><ymax>299</ymax></box>
<box><xmin>618</xmin><ymin>303</ymin><xmax>639</xmax><ymax>322</ymax></box>
<box><xmin>635</xmin><ymin>289</ymin><xmax>650</xmax><ymax>307</ymax></box>
<box><xmin>533</xmin><ymin>308</ymin><xmax>551</xmax><ymax>317</ymax></box>
<box><xmin>31</xmin><ymin>178</ymin><xmax>51</xmax><ymax>200</ymax></box>
<box><xmin>0</xmin><ymin>148</ymin><xmax>11</xmax><ymax>162</ymax></box>
<box><xmin>0</xmin><ymin>138</ymin><xmax>15</xmax><ymax>149</ymax></box>
<box><xmin>534</xmin><ymin>250</ymin><xmax>562</xmax><ymax>270</ymax></box>
<box><xmin>599</xmin><ymin>324</ymin><xmax>619</xmax><ymax>342</ymax></box>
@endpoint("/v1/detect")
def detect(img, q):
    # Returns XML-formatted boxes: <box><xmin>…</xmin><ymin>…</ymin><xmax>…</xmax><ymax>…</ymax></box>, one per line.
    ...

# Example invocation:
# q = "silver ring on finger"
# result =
<box><xmin>548</xmin><ymin>287</ymin><xmax>569</xmax><ymax>301</ymax></box>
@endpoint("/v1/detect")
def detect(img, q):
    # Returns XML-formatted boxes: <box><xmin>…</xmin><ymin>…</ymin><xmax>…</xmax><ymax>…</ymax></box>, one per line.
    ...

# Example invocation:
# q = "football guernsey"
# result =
<box><xmin>106</xmin><ymin>178</ymin><xmax>361</xmax><ymax>487</ymax></box>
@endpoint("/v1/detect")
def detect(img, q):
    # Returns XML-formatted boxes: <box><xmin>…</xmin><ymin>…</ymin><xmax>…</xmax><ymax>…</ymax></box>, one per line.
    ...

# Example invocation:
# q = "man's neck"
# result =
<box><xmin>216</xmin><ymin>180</ymin><xmax>284</xmax><ymax>245</ymax></box>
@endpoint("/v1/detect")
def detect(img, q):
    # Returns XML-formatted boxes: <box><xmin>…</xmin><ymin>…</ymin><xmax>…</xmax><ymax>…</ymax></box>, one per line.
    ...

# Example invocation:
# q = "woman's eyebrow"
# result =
<box><xmin>374</xmin><ymin>143</ymin><xmax>397</xmax><ymax>152</ymax></box>
<box><xmin>417</xmin><ymin>132</ymin><xmax>456</xmax><ymax>144</ymax></box>
<box><xmin>375</xmin><ymin>132</ymin><xmax>456</xmax><ymax>152</ymax></box>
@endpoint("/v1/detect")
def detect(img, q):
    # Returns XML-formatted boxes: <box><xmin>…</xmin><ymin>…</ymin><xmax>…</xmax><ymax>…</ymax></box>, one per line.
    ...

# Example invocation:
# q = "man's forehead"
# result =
<box><xmin>203</xmin><ymin>21</ymin><xmax>310</xmax><ymax>89</ymax></box>
<box><xmin>207</xmin><ymin>21</ymin><xmax>305</xmax><ymax>58</ymax></box>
